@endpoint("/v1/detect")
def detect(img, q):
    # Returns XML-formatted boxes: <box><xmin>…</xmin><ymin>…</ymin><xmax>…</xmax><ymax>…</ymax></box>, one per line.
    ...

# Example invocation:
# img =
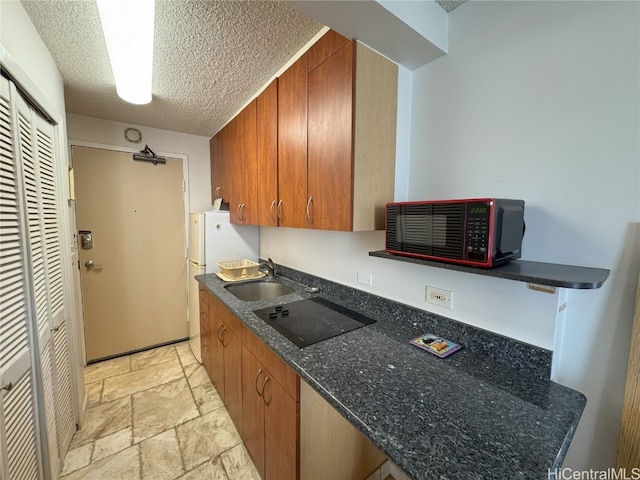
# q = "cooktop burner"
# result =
<box><xmin>253</xmin><ymin>297</ymin><xmax>376</xmax><ymax>348</ymax></box>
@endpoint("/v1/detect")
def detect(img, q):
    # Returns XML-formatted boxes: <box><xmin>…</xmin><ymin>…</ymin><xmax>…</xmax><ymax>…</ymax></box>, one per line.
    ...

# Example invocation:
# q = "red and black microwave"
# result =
<box><xmin>385</xmin><ymin>198</ymin><xmax>525</xmax><ymax>268</ymax></box>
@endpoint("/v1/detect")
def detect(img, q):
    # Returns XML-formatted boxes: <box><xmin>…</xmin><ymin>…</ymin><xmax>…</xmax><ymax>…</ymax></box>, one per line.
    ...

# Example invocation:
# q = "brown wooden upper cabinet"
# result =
<box><xmin>211</xmin><ymin>29</ymin><xmax>398</xmax><ymax>230</ymax></box>
<box><xmin>229</xmin><ymin>101</ymin><xmax>259</xmax><ymax>224</ymax></box>
<box><xmin>256</xmin><ymin>80</ymin><xmax>279</xmax><ymax>226</ymax></box>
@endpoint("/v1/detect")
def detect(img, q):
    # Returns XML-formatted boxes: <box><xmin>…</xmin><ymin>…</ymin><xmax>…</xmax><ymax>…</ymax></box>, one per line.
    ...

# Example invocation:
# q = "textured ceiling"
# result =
<box><xmin>20</xmin><ymin>0</ymin><xmax>323</xmax><ymax>136</ymax></box>
<box><xmin>21</xmin><ymin>0</ymin><xmax>465</xmax><ymax>138</ymax></box>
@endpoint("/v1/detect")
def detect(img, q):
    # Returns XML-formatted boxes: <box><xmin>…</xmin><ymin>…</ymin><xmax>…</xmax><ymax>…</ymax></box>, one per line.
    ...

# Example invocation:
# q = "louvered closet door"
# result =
<box><xmin>15</xmin><ymin>85</ymin><xmax>75</xmax><ymax>474</ymax></box>
<box><xmin>0</xmin><ymin>77</ymin><xmax>42</xmax><ymax>479</ymax></box>
<box><xmin>14</xmin><ymin>84</ymin><xmax>60</xmax><ymax>478</ymax></box>
<box><xmin>33</xmin><ymin>112</ymin><xmax>74</xmax><ymax>458</ymax></box>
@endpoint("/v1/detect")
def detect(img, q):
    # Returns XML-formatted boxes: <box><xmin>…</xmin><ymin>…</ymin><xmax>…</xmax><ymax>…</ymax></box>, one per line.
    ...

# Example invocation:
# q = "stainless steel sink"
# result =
<box><xmin>224</xmin><ymin>279</ymin><xmax>294</xmax><ymax>301</ymax></box>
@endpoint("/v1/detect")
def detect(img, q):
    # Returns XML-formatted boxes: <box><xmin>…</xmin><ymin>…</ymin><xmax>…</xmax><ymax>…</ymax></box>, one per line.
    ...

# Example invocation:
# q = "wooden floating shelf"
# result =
<box><xmin>368</xmin><ymin>250</ymin><xmax>610</xmax><ymax>289</ymax></box>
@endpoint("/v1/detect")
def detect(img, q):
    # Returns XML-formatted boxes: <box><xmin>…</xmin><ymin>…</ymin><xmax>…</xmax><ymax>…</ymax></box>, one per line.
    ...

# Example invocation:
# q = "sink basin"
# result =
<box><xmin>224</xmin><ymin>279</ymin><xmax>294</xmax><ymax>301</ymax></box>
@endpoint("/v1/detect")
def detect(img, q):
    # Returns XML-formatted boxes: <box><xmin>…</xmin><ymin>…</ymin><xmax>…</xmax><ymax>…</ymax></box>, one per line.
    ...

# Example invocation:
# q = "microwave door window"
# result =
<box><xmin>400</xmin><ymin>214</ymin><xmax>448</xmax><ymax>255</ymax></box>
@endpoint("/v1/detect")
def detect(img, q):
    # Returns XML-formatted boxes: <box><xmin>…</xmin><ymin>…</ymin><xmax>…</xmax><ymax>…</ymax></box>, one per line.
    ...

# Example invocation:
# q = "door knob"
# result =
<box><xmin>84</xmin><ymin>260</ymin><xmax>103</xmax><ymax>268</ymax></box>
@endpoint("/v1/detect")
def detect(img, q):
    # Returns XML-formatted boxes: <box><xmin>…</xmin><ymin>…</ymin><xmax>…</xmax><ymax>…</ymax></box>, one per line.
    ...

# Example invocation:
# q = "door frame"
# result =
<box><xmin>67</xmin><ymin>140</ymin><xmax>191</xmax><ymax>369</ymax></box>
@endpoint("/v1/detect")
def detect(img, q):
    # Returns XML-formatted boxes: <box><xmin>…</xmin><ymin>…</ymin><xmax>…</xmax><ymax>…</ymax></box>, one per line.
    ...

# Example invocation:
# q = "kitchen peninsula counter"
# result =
<box><xmin>196</xmin><ymin>265</ymin><xmax>585</xmax><ymax>480</ymax></box>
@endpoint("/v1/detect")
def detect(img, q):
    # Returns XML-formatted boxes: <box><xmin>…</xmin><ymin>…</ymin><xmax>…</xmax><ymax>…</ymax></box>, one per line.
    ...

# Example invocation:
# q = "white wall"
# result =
<box><xmin>262</xmin><ymin>0</ymin><xmax>640</xmax><ymax>471</ymax></box>
<box><xmin>66</xmin><ymin>114</ymin><xmax>212</xmax><ymax>213</ymax></box>
<box><xmin>0</xmin><ymin>0</ymin><xmax>65</xmax><ymax>119</ymax></box>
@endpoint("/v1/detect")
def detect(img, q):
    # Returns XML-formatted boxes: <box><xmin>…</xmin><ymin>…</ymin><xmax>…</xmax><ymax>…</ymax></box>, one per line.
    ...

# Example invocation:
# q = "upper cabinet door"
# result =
<box><xmin>277</xmin><ymin>53</ymin><xmax>308</xmax><ymax>229</ymax></box>
<box><xmin>307</xmin><ymin>42</ymin><xmax>354</xmax><ymax>231</ymax></box>
<box><xmin>256</xmin><ymin>80</ymin><xmax>278</xmax><ymax>226</ymax></box>
<box><xmin>233</xmin><ymin>100</ymin><xmax>258</xmax><ymax>224</ymax></box>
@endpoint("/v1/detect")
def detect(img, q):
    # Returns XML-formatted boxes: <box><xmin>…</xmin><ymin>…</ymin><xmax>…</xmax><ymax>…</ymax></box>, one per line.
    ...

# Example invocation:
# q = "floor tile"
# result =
<box><xmin>220</xmin><ymin>443</ymin><xmax>261</xmax><ymax>480</ymax></box>
<box><xmin>60</xmin><ymin>443</ymin><xmax>93</xmax><ymax>476</ymax></box>
<box><xmin>65</xmin><ymin>343</ymin><xmax>258</xmax><ymax>480</ymax></box>
<box><xmin>84</xmin><ymin>356</ymin><xmax>131</xmax><ymax>384</ymax></box>
<box><xmin>140</xmin><ymin>429</ymin><xmax>184</xmax><ymax>480</ymax></box>
<box><xmin>102</xmin><ymin>358</ymin><xmax>183</xmax><ymax>402</ymax></box>
<box><xmin>69</xmin><ymin>396</ymin><xmax>132</xmax><ymax>449</ymax></box>
<box><xmin>191</xmin><ymin>381</ymin><xmax>224</xmax><ymax>415</ymax></box>
<box><xmin>92</xmin><ymin>427</ymin><xmax>132</xmax><ymax>463</ymax></box>
<box><xmin>175</xmin><ymin>342</ymin><xmax>198</xmax><ymax>367</ymax></box>
<box><xmin>60</xmin><ymin>445</ymin><xmax>139</xmax><ymax>480</ymax></box>
<box><xmin>185</xmin><ymin>364</ymin><xmax>210</xmax><ymax>389</ymax></box>
<box><xmin>176</xmin><ymin>409</ymin><xmax>241</xmax><ymax>471</ymax></box>
<box><xmin>133</xmin><ymin>378</ymin><xmax>199</xmax><ymax>443</ymax></box>
<box><xmin>178</xmin><ymin>457</ymin><xmax>229</xmax><ymax>480</ymax></box>
<box><xmin>131</xmin><ymin>344</ymin><xmax>178</xmax><ymax>371</ymax></box>
<box><xmin>85</xmin><ymin>381</ymin><xmax>103</xmax><ymax>407</ymax></box>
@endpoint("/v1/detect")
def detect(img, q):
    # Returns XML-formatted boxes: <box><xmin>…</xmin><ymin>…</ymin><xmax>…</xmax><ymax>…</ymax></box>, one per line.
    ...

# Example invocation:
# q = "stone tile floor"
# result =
<box><xmin>60</xmin><ymin>341</ymin><xmax>261</xmax><ymax>480</ymax></box>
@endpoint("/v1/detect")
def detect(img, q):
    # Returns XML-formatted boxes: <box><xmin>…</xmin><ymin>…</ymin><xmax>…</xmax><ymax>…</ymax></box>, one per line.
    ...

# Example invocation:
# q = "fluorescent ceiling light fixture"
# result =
<box><xmin>97</xmin><ymin>0</ymin><xmax>155</xmax><ymax>105</ymax></box>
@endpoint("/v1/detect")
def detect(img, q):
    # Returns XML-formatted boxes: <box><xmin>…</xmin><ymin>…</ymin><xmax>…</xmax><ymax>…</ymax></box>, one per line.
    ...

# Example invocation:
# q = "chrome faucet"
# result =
<box><xmin>260</xmin><ymin>258</ymin><xmax>276</xmax><ymax>278</ymax></box>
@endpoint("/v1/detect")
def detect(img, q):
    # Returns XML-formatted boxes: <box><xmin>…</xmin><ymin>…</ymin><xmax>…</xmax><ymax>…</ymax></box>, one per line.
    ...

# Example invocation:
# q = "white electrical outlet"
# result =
<box><xmin>357</xmin><ymin>272</ymin><xmax>373</xmax><ymax>287</ymax></box>
<box><xmin>425</xmin><ymin>286</ymin><xmax>453</xmax><ymax>309</ymax></box>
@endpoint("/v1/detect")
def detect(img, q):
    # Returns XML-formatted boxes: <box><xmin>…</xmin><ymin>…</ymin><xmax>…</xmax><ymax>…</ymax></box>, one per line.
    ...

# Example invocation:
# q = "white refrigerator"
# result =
<box><xmin>188</xmin><ymin>211</ymin><xmax>259</xmax><ymax>362</ymax></box>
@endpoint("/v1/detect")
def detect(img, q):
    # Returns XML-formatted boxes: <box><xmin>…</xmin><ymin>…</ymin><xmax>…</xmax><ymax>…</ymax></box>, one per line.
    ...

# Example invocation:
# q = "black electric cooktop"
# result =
<box><xmin>253</xmin><ymin>297</ymin><xmax>376</xmax><ymax>348</ymax></box>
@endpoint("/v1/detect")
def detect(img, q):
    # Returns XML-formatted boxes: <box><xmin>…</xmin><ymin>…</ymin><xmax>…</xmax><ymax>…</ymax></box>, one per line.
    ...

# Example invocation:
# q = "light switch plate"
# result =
<box><xmin>357</xmin><ymin>272</ymin><xmax>373</xmax><ymax>286</ymax></box>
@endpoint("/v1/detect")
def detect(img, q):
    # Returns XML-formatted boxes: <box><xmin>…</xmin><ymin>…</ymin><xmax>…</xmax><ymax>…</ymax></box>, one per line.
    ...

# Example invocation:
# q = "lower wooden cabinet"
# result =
<box><xmin>208</xmin><ymin>296</ymin><xmax>243</xmax><ymax>432</ymax></box>
<box><xmin>242</xmin><ymin>345</ymin><xmax>299</xmax><ymax>480</ymax></box>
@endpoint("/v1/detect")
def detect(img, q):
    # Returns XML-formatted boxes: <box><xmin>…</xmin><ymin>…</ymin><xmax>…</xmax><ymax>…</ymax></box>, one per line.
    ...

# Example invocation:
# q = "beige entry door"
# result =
<box><xmin>73</xmin><ymin>146</ymin><xmax>188</xmax><ymax>362</ymax></box>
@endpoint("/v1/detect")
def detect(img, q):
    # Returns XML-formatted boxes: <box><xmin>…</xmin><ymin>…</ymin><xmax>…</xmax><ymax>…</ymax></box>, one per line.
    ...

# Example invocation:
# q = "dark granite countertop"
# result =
<box><xmin>196</xmin><ymin>265</ymin><xmax>586</xmax><ymax>480</ymax></box>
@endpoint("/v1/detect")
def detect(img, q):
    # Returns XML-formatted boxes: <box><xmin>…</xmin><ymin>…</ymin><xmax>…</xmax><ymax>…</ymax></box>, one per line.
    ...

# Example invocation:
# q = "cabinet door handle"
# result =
<box><xmin>306</xmin><ymin>196</ymin><xmax>313</xmax><ymax>225</ymax></box>
<box><xmin>216</xmin><ymin>323</ymin><xmax>224</xmax><ymax>342</ymax></box>
<box><xmin>261</xmin><ymin>376</ymin><xmax>271</xmax><ymax>405</ymax></box>
<box><xmin>254</xmin><ymin>368</ymin><xmax>263</xmax><ymax>397</ymax></box>
<box><xmin>276</xmin><ymin>200</ymin><xmax>283</xmax><ymax>222</ymax></box>
<box><xmin>269</xmin><ymin>200</ymin><xmax>277</xmax><ymax>224</ymax></box>
<box><xmin>0</xmin><ymin>382</ymin><xmax>13</xmax><ymax>393</ymax></box>
<box><xmin>219</xmin><ymin>325</ymin><xmax>227</xmax><ymax>347</ymax></box>
<box><xmin>235</xmin><ymin>203</ymin><xmax>247</xmax><ymax>221</ymax></box>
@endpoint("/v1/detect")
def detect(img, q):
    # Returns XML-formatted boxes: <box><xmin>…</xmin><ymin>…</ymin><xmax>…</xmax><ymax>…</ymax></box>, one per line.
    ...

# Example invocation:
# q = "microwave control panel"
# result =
<box><xmin>465</xmin><ymin>202</ymin><xmax>490</xmax><ymax>262</ymax></box>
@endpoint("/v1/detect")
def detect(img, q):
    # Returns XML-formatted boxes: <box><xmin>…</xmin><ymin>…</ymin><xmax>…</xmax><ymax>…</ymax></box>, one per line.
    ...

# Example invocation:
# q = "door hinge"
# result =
<box><xmin>182</xmin><ymin>180</ymin><xmax>186</xmax><ymax>192</ymax></box>
<box><xmin>77</xmin><ymin>260</ymin><xmax>81</xmax><ymax>270</ymax></box>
